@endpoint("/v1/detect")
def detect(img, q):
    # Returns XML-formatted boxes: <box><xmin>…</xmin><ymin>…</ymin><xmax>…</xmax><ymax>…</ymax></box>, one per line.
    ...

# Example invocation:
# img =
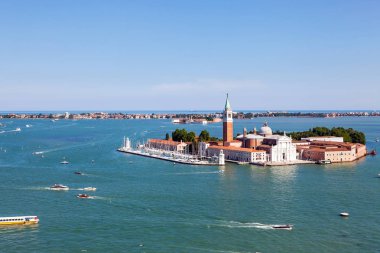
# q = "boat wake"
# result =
<box><xmin>215</xmin><ymin>221</ymin><xmax>292</xmax><ymax>230</ymax></box>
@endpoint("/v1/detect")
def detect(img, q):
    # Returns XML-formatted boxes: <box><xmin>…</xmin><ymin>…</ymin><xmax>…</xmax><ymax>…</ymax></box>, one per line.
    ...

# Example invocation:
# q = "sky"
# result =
<box><xmin>0</xmin><ymin>0</ymin><xmax>379</xmax><ymax>111</ymax></box>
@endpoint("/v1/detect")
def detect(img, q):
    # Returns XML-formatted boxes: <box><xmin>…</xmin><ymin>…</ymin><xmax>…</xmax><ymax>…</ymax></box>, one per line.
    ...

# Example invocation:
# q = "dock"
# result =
<box><xmin>117</xmin><ymin>148</ymin><xmax>221</xmax><ymax>166</ymax></box>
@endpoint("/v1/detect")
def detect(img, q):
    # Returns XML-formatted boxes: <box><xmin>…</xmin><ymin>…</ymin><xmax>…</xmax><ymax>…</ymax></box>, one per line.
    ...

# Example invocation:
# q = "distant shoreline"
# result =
<box><xmin>0</xmin><ymin>111</ymin><xmax>379</xmax><ymax>120</ymax></box>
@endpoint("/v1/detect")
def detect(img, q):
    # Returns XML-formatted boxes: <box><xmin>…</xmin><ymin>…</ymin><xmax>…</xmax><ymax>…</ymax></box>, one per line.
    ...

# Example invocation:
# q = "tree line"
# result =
<box><xmin>274</xmin><ymin>127</ymin><xmax>366</xmax><ymax>144</ymax></box>
<box><xmin>166</xmin><ymin>129</ymin><xmax>219</xmax><ymax>142</ymax></box>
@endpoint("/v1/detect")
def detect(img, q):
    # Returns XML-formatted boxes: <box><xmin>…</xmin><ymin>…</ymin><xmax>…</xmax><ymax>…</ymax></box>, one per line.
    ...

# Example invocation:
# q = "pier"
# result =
<box><xmin>117</xmin><ymin>148</ymin><xmax>221</xmax><ymax>166</ymax></box>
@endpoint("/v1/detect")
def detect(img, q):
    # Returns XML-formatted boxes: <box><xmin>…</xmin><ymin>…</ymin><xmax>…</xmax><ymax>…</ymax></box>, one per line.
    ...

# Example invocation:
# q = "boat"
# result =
<box><xmin>14</xmin><ymin>128</ymin><xmax>21</xmax><ymax>132</ymax></box>
<box><xmin>340</xmin><ymin>212</ymin><xmax>349</xmax><ymax>217</ymax></box>
<box><xmin>25</xmin><ymin>124</ymin><xmax>31</xmax><ymax>128</ymax></box>
<box><xmin>50</xmin><ymin>184</ymin><xmax>69</xmax><ymax>190</ymax></box>
<box><xmin>77</xmin><ymin>193</ymin><xmax>94</xmax><ymax>199</ymax></box>
<box><xmin>316</xmin><ymin>160</ymin><xmax>331</xmax><ymax>164</ymax></box>
<box><xmin>367</xmin><ymin>149</ymin><xmax>376</xmax><ymax>156</ymax></box>
<box><xmin>272</xmin><ymin>224</ymin><xmax>293</xmax><ymax>230</ymax></box>
<box><xmin>376</xmin><ymin>138</ymin><xmax>379</xmax><ymax>142</ymax></box>
<box><xmin>60</xmin><ymin>160</ymin><xmax>69</xmax><ymax>164</ymax></box>
<box><xmin>83</xmin><ymin>187</ymin><xmax>96</xmax><ymax>191</ymax></box>
<box><xmin>74</xmin><ymin>171</ymin><xmax>83</xmax><ymax>175</ymax></box>
<box><xmin>0</xmin><ymin>216</ymin><xmax>39</xmax><ymax>226</ymax></box>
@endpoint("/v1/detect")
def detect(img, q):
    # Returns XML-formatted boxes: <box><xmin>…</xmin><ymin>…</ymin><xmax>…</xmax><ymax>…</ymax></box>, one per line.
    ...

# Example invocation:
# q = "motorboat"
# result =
<box><xmin>74</xmin><ymin>171</ymin><xmax>83</xmax><ymax>175</ymax></box>
<box><xmin>15</xmin><ymin>128</ymin><xmax>21</xmax><ymax>132</ymax></box>
<box><xmin>60</xmin><ymin>160</ymin><xmax>69</xmax><ymax>164</ymax></box>
<box><xmin>77</xmin><ymin>193</ymin><xmax>94</xmax><ymax>199</ymax></box>
<box><xmin>316</xmin><ymin>160</ymin><xmax>331</xmax><ymax>164</ymax></box>
<box><xmin>25</xmin><ymin>124</ymin><xmax>31</xmax><ymax>128</ymax></box>
<box><xmin>83</xmin><ymin>187</ymin><xmax>96</xmax><ymax>191</ymax></box>
<box><xmin>50</xmin><ymin>184</ymin><xmax>69</xmax><ymax>190</ymax></box>
<box><xmin>340</xmin><ymin>212</ymin><xmax>349</xmax><ymax>217</ymax></box>
<box><xmin>272</xmin><ymin>224</ymin><xmax>293</xmax><ymax>230</ymax></box>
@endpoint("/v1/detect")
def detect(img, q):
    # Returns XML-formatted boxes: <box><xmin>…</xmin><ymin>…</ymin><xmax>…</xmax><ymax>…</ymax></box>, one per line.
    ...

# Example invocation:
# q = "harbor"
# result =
<box><xmin>117</xmin><ymin>137</ymin><xmax>224</xmax><ymax>166</ymax></box>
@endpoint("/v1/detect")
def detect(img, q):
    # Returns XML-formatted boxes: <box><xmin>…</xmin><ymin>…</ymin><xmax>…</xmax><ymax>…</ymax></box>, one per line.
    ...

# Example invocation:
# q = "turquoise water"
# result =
<box><xmin>0</xmin><ymin>118</ymin><xmax>379</xmax><ymax>253</ymax></box>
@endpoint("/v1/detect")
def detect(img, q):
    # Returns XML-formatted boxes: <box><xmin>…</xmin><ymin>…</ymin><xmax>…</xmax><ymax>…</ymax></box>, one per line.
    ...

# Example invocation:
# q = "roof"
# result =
<box><xmin>225</xmin><ymin>93</ymin><xmax>231</xmax><ymax>110</ymax></box>
<box><xmin>311</xmin><ymin>141</ymin><xmax>356</xmax><ymax>148</ymax></box>
<box><xmin>306</xmin><ymin>147</ymin><xmax>349</xmax><ymax>152</ymax></box>
<box><xmin>148</xmin><ymin>139</ymin><xmax>187</xmax><ymax>146</ymax></box>
<box><xmin>236</xmin><ymin>134</ymin><xmax>264</xmax><ymax>139</ymax></box>
<box><xmin>208</xmin><ymin>145</ymin><xmax>265</xmax><ymax>153</ymax></box>
<box><xmin>304</xmin><ymin>136</ymin><xmax>338</xmax><ymax>139</ymax></box>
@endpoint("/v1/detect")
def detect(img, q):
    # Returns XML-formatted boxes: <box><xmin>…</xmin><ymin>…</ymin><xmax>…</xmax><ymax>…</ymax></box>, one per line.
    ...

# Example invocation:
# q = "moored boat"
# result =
<box><xmin>50</xmin><ymin>184</ymin><xmax>69</xmax><ymax>190</ymax></box>
<box><xmin>340</xmin><ymin>212</ymin><xmax>349</xmax><ymax>217</ymax></box>
<box><xmin>316</xmin><ymin>160</ymin><xmax>332</xmax><ymax>164</ymax></box>
<box><xmin>0</xmin><ymin>216</ymin><xmax>39</xmax><ymax>225</ymax></box>
<box><xmin>60</xmin><ymin>160</ymin><xmax>69</xmax><ymax>164</ymax></box>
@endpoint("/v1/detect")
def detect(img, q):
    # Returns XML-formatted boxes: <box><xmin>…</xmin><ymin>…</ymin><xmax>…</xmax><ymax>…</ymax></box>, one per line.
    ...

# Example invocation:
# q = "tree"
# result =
<box><xmin>172</xmin><ymin>129</ymin><xmax>188</xmax><ymax>142</ymax></box>
<box><xmin>186</xmin><ymin>131</ymin><xmax>196</xmax><ymax>142</ymax></box>
<box><xmin>199</xmin><ymin>130</ymin><xmax>210</xmax><ymax>142</ymax></box>
<box><xmin>165</xmin><ymin>133</ymin><xmax>170</xmax><ymax>140</ymax></box>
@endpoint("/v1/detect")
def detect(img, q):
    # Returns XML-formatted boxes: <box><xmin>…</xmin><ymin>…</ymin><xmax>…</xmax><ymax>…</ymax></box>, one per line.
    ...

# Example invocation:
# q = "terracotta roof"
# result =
<box><xmin>208</xmin><ymin>145</ymin><xmax>265</xmax><ymax>153</ymax></box>
<box><xmin>148</xmin><ymin>139</ymin><xmax>186</xmax><ymax>146</ymax></box>
<box><xmin>311</xmin><ymin>141</ymin><xmax>356</xmax><ymax>148</ymax></box>
<box><xmin>306</xmin><ymin>147</ymin><xmax>349</xmax><ymax>152</ymax></box>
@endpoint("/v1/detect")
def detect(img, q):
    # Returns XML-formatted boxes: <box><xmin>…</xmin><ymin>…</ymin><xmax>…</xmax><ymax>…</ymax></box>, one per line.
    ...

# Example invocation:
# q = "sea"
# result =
<box><xmin>0</xmin><ymin>117</ymin><xmax>379</xmax><ymax>253</ymax></box>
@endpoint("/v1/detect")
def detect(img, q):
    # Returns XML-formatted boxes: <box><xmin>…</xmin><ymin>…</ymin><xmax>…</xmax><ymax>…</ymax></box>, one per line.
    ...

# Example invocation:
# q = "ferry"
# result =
<box><xmin>0</xmin><ymin>216</ymin><xmax>39</xmax><ymax>226</ymax></box>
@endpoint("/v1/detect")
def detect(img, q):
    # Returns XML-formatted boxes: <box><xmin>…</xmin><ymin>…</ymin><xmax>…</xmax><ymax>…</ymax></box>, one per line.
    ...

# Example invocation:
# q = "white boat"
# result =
<box><xmin>316</xmin><ymin>160</ymin><xmax>331</xmax><ymax>164</ymax></box>
<box><xmin>50</xmin><ymin>184</ymin><xmax>69</xmax><ymax>190</ymax></box>
<box><xmin>32</xmin><ymin>151</ymin><xmax>44</xmax><ymax>155</ymax></box>
<box><xmin>15</xmin><ymin>128</ymin><xmax>21</xmax><ymax>132</ymax></box>
<box><xmin>272</xmin><ymin>224</ymin><xmax>293</xmax><ymax>230</ymax></box>
<box><xmin>0</xmin><ymin>216</ymin><xmax>39</xmax><ymax>226</ymax></box>
<box><xmin>25</xmin><ymin>124</ymin><xmax>31</xmax><ymax>128</ymax></box>
<box><xmin>60</xmin><ymin>160</ymin><xmax>69</xmax><ymax>164</ymax></box>
<box><xmin>340</xmin><ymin>212</ymin><xmax>349</xmax><ymax>217</ymax></box>
<box><xmin>83</xmin><ymin>187</ymin><xmax>96</xmax><ymax>191</ymax></box>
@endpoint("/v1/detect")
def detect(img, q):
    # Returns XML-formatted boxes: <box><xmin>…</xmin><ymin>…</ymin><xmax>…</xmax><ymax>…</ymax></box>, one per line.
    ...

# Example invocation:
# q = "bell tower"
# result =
<box><xmin>223</xmin><ymin>93</ymin><xmax>233</xmax><ymax>146</ymax></box>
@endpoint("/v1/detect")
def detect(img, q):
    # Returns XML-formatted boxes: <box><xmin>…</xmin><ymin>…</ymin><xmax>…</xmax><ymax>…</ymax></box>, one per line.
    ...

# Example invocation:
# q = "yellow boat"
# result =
<box><xmin>0</xmin><ymin>216</ymin><xmax>39</xmax><ymax>225</ymax></box>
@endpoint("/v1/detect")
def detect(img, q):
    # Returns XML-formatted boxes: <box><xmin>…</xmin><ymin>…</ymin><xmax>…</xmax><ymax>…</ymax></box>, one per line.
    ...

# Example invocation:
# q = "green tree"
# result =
<box><xmin>165</xmin><ymin>133</ymin><xmax>170</xmax><ymax>140</ymax></box>
<box><xmin>172</xmin><ymin>128</ymin><xmax>188</xmax><ymax>142</ymax></box>
<box><xmin>199</xmin><ymin>130</ymin><xmax>210</xmax><ymax>142</ymax></box>
<box><xmin>186</xmin><ymin>131</ymin><xmax>196</xmax><ymax>142</ymax></box>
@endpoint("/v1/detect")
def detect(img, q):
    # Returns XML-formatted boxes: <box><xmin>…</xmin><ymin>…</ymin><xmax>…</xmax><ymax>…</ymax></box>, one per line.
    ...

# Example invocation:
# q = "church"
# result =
<box><xmin>206</xmin><ymin>94</ymin><xmax>297</xmax><ymax>165</ymax></box>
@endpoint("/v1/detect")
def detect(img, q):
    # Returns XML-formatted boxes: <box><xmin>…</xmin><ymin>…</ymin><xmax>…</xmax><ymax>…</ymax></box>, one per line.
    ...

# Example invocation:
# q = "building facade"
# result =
<box><xmin>207</xmin><ymin>146</ymin><xmax>266</xmax><ymax>163</ymax></box>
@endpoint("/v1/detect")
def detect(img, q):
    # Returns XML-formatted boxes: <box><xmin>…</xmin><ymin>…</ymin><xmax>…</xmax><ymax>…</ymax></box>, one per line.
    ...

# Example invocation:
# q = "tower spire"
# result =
<box><xmin>225</xmin><ymin>93</ymin><xmax>231</xmax><ymax>110</ymax></box>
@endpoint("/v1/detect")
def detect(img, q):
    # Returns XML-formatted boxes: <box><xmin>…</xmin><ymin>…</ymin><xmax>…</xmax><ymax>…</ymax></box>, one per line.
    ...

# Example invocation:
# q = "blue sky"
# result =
<box><xmin>1</xmin><ymin>0</ymin><xmax>379</xmax><ymax>111</ymax></box>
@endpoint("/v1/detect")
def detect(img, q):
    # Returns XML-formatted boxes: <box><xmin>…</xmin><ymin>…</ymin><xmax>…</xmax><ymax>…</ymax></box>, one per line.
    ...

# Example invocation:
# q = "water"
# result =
<box><xmin>0</xmin><ymin>118</ymin><xmax>379</xmax><ymax>253</ymax></box>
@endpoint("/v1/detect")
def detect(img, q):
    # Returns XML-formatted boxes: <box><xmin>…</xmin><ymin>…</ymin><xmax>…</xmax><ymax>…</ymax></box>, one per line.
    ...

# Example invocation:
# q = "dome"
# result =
<box><xmin>260</xmin><ymin>122</ymin><xmax>272</xmax><ymax>136</ymax></box>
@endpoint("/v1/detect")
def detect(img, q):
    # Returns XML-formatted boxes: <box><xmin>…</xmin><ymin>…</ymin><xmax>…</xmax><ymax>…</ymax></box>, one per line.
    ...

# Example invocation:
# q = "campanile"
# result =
<box><xmin>223</xmin><ymin>94</ymin><xmax>233</xmax><ymax>145</ymax></box>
